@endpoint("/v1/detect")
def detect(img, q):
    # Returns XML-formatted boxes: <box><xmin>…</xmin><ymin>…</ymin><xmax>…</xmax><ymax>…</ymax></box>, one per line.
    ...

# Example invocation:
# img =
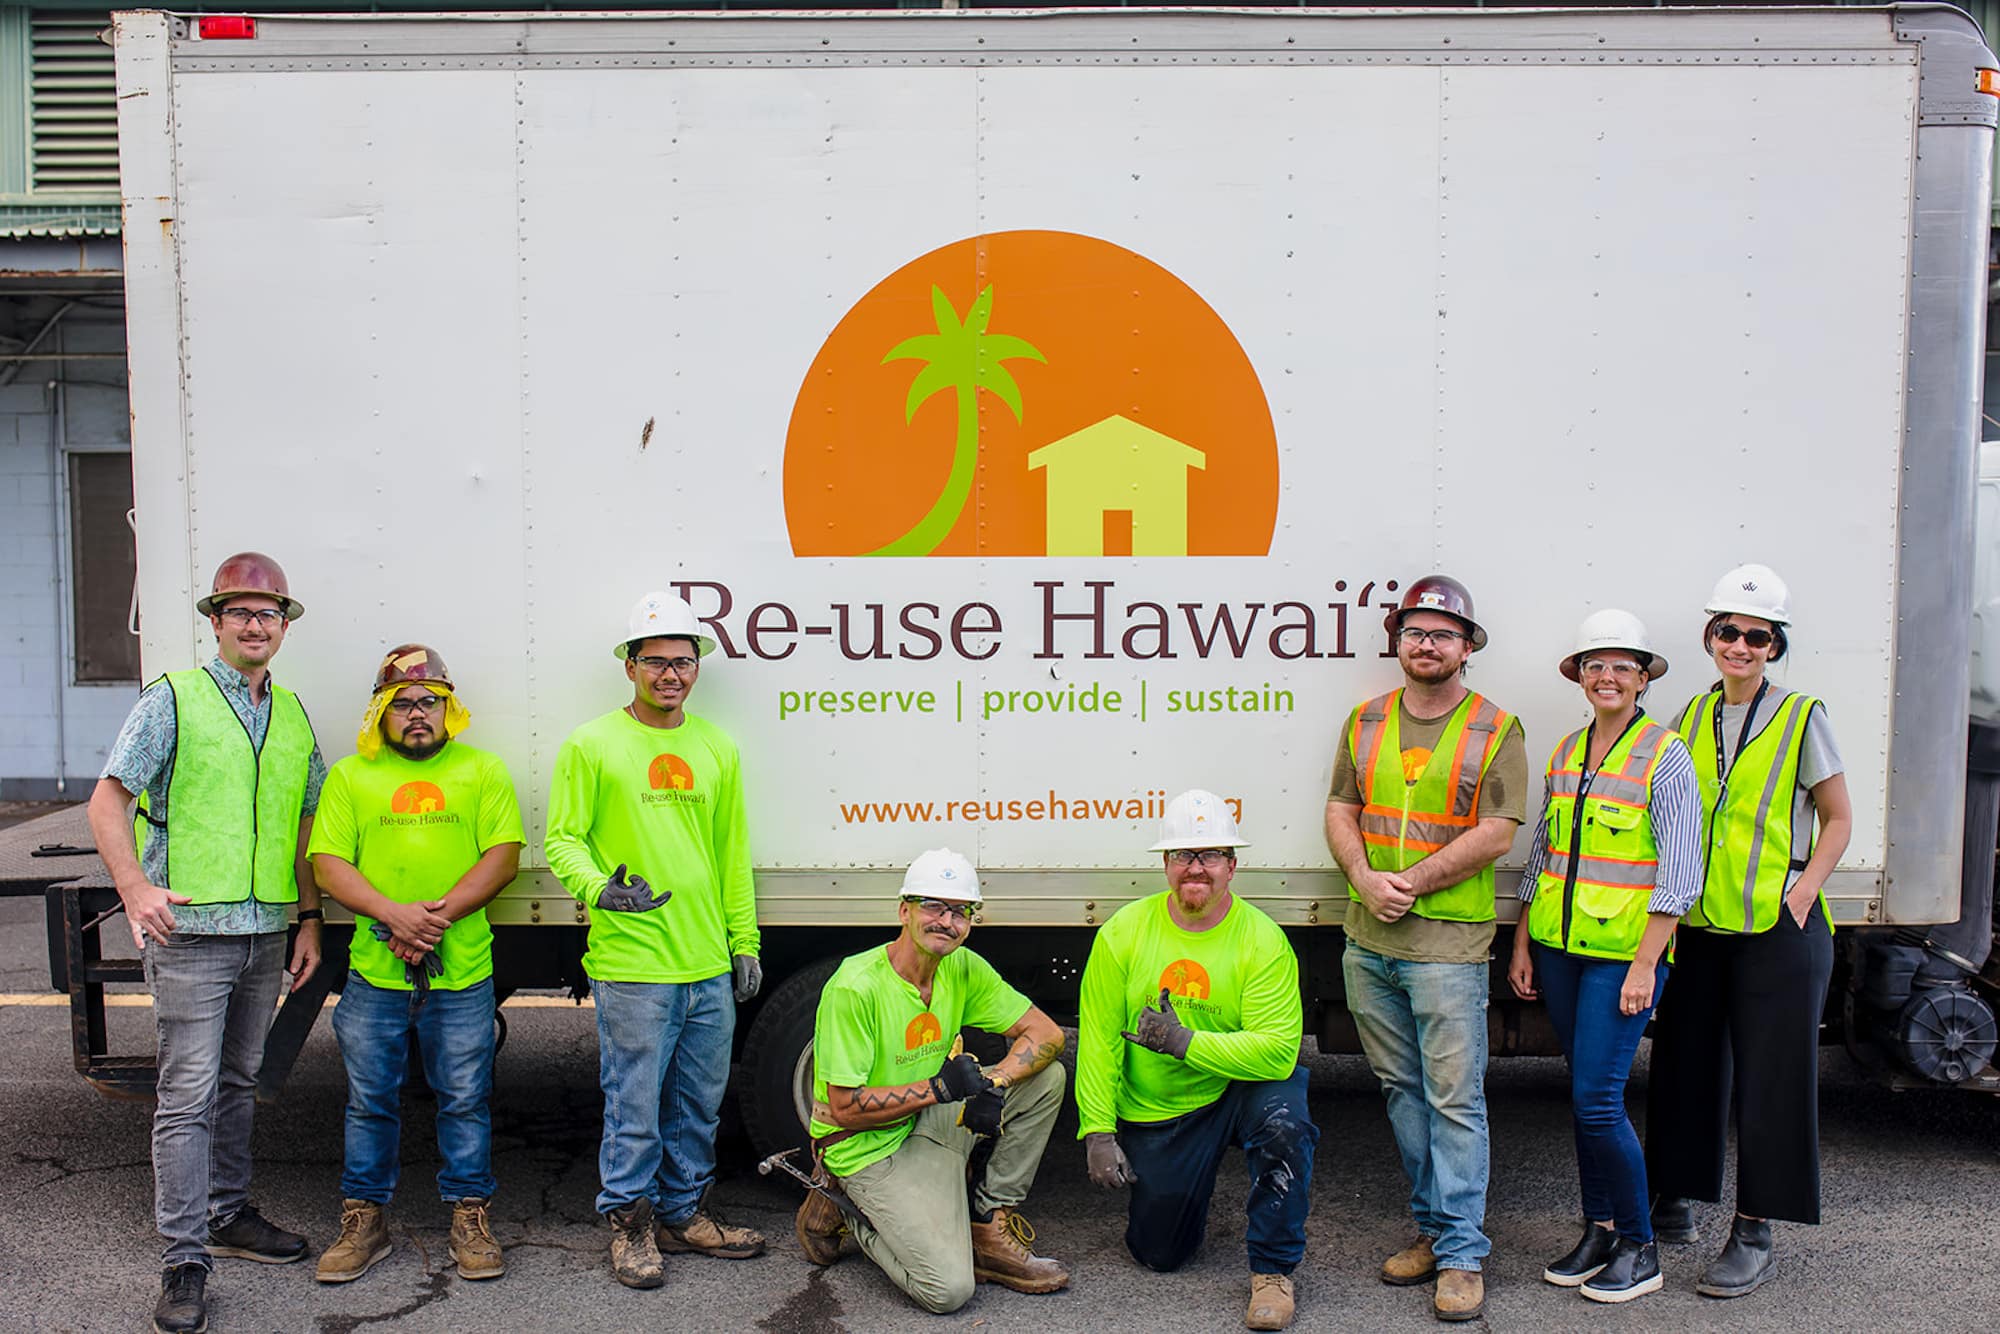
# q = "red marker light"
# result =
<box><xmin>196</xmin><ymin>16</ymin><xmax>257</xmax><ymax>41</ymax></box>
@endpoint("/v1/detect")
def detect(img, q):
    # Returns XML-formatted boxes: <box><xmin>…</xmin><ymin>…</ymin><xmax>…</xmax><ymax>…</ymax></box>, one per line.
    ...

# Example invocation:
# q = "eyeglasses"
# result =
<box><xmin>1579</xmin><ymin>659</ymin><xmax>1643</xmax><ymax>680</ymax></box>
<box><xmin>902</xmin><ymin>896</ymin><xmax>975</xmax><ymax>920</ymax></box>
<box><xmin>633</xmin><ymin>655</ymin><xmax>700</xmax><ymax>677</ymax></box>
<box><xmin>387</xmin><ymin>694</ymin><xmax>445</xmax><ymax>717</ymax></box>
<box><xmin>1166</xmin><ymin>849</ymin><xmax>1234</xmax><ymax>868</ymax></box>
<box><xmin>217</xmin><ymin>608</ymin><xmax>285</xmax><ymax>629</ymax></box>
<box><xmin>1398</xmin><ymin>626</ymin><xmax>1468</xmax><ymax>648</ymax></box>
<box><xmin>1712</xmin><ymin>624</ymin><xmax>1775</xmax><ymax>650</ymax></box>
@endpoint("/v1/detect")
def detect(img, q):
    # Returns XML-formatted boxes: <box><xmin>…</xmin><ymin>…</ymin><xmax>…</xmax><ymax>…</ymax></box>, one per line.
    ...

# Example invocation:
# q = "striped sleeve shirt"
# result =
<box><xmin>1516</xmin><ymin>735</ymin><xmax>1704</xmax><ymax>916</ymax></box>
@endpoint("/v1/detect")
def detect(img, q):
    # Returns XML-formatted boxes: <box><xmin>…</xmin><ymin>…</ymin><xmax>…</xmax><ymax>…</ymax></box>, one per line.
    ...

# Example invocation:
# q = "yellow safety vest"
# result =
<box><xmin>1528</xmin><ymin>716</ymin><xmax>1673</xmax><ymax>961</ymax></box>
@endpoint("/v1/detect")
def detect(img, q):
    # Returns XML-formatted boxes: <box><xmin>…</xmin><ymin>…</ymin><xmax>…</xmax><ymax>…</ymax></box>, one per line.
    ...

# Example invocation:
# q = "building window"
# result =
<box><xmin>68</xmin><ymin>449</ymin><xmax>136</xmax><ymax>683</ymax></box>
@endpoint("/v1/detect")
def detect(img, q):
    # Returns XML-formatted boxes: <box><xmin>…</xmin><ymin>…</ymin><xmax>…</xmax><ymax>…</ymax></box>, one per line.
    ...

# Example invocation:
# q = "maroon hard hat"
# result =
<box><xmin>1382</xmin><ymin>574</ymin><xmax>1487</xmax><ymax>651</ymax></box>
<box><xmin>195</xmin><ymin>551</ymin><xmax>304</xmax><ymax>621</ymax></box>
<box><xmin>373</xmin><ymin>643</ymin><xmax>452</xmax><ymax>693</ymax></box>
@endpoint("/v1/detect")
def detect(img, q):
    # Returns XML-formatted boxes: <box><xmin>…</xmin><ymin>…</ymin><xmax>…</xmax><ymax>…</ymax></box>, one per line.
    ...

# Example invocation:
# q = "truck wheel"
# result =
<box><xmin>740</xmin><ymin>957</ymin><xmax>840</xmax><ymax>1161</ymax></box>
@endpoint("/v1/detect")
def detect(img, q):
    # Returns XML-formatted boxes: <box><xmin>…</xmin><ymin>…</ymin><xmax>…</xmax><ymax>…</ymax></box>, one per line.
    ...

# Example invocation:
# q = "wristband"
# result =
<box><xmin>295</xmin><ymin>908</ymin><xmax>324</xmax><ymax>923</ymax></box>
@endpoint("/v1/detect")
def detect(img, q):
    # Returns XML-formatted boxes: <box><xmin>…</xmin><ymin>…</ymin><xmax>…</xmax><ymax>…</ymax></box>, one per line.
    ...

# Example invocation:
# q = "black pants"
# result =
<box><xmin>1644</xmin><ymin>900</ymin><xmax>1834</xmax><ymax>1223</ymax></box>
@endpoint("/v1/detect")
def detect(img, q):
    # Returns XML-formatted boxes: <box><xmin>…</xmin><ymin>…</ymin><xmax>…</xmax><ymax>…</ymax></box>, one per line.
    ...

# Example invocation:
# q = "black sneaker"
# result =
<box><xmin>1580</xmin><ymin>1237</ymin><xmax>1663</xmax><ymax>1304</ymax></box>
<box><xmin>1651</xmin><ymin>1194</ymin><xmax>1700</xmax><ymax>1244</ymax></box>
<box><xmin>1543</xmin><ymin>1223</ymin><xmax>1620</xmax><ymax>1287</ymax></box>
<box><xmin>207</xmin><ymin>1204</ymin><xmax>308</xmax><ymax>1264</ymax></box>
<box><xmin>153</xmin><ymin>1263</ymin><xmax>208</xmax><ymax>1334</ymax></box>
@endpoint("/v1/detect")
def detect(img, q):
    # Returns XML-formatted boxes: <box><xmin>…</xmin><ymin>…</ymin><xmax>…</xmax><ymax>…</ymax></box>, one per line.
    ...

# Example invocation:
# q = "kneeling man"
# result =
<box><xmin>1078</xmin><ymin>790</ymin><xmax>1318</xmax><ymax>1332</ymax></box>
<box><xmin>798</xmin><ymin>849</ymin><xmax>1069</xmax><ymax>1313</ymax></box>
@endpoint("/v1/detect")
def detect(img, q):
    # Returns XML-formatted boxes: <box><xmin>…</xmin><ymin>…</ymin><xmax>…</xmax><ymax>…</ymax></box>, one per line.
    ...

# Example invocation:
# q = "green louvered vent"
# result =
<box><xmin>29</xmin><ymin>11</ymin><xmax>117</xmax><ymax>192</ymax></box>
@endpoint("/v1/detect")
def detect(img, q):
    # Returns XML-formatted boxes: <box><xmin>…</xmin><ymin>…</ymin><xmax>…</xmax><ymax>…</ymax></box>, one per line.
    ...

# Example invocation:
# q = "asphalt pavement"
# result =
<box><xmin>2</xmin><ymin>889</ymin><xmax>1997</xmax><ymax>1333</ymax></box>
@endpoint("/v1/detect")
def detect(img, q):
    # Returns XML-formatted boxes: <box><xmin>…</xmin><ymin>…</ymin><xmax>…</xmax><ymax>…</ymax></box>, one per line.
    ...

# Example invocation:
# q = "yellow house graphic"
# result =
<box><xmin>1027</xmin><ymin>415</ymin><xmax>1206</xmax><ymax>556</ymax></box>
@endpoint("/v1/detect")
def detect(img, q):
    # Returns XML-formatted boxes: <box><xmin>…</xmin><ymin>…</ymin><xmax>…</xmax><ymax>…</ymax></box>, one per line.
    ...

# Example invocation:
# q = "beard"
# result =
<box><xmin>387</xmin><ymin>732</ymin><xmax>446</xmax><ymax>760</ymax></box>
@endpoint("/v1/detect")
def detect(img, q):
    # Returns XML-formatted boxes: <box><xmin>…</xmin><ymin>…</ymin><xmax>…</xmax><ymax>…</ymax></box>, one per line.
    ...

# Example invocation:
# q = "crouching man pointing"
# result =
<box><xmin>796</xmin><ymin>849</ymin><xmax>1070</xmax><ymax>1312</ymax></box>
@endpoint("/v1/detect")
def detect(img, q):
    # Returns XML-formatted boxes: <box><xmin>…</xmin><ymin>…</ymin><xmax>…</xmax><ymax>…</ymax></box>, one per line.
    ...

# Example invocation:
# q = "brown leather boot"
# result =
<box><xmin>656</xmin><ymin>1206</ymin><xmax>766</xmax><ymax>1260</ymax></box>
<box><xmin>449</xmin><ymin>1197</ymin><xmax>505</xmax><ymax>1280</ymax></box>
<box><xmin>315</xmin><ymin>1200</ymin><xmax>391</xmax><ymax>1284</ymax></box>
<box><xmin>606</xmin><ymin>1200</ymin><xmax>664</xmax><ymax>1289</ymax></box>
<box><xmin>794</xmin><ymin>1189</ymin><xmax>849</xmax><ymax>1267</ymax></box>
<box><xmin>1383</xmin><ymin>1235</ymin><xmax>1438</xmax><ymax>1285</ymax></box>
<box><xmin>1434</xmin><ymin>1269</ymin><xmax>1486</xmax><ymax>1322</ymax></box>
<box><xmin>969</xmin><ymin>1208</ymin><xmax>1069</xmax><ymax>1293</ymax></box>
<box><xmin>1246</xmin><ymin>1272</ymin><xmax>1296</xmax><ymax>1330</ymax></box>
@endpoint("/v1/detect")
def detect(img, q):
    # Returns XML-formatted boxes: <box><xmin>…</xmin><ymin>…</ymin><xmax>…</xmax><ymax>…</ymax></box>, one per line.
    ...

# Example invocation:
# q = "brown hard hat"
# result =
<box><xmin>374</xmin><ymin>643</ymin><xmax>453</xmax><ymax>693</ymax></box>
<box><xmin>1382</xmin><ymin>574</ymin><xmax>1487</xmax><ymax>651</ymax></box>
<box><xmin>196</xmin><ymin>551</ymin><xmax>304</xmax><ymax>621</ymax></box>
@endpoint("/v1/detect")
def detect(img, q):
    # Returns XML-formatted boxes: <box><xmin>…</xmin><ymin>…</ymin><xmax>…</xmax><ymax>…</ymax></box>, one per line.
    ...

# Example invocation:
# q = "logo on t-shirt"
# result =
<box><xmin>381</xmin><ymin>780</ymin><xmax>457</xmax><ymax>827</ymax></box>
<box><xmin>641</xmin><ymin>753</ymin><xmax>703</xmax><ymax>806</ymax></box>
<box><xmin>895</xmin><ymin>1010</ymin><xmax>949</xmax><ymax>1066</ymax></box>
<box><xmin>1159</xmin><ymin>959</ymin><xmax>1211</xmax><ymax>1000</ymax></box>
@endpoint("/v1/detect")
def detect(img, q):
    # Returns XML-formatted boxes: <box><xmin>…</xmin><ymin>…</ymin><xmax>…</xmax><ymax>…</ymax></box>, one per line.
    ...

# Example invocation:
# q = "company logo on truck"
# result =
<box><xmin>784</xmin><ymin>230</ymin><xmax>1277</xmax><ymax>558</ymax></box>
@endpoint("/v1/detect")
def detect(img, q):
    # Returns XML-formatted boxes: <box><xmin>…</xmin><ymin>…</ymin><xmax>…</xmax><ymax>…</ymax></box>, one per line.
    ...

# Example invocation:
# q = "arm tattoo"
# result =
<box><xmin>844</xmin><ymin>1085</ymin><xmax>924</xmax><ymax>1113</ymax></box>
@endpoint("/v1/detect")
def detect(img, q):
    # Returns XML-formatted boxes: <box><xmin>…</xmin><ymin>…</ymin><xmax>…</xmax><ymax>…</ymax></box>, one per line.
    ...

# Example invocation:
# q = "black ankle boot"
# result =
<box><xmin>1580</xmin><ymin>1237</ymin><xmax>1662</xmax><ymax>1304</ymax></box>
<box><xmin>1650</xmin><ymin>1195</ymin><xmax>1699</xmax><ymax>1244</ymax></box>
<box><xmin>1543</xmin><ymin>1223</ymin><xmax>1620</xmax><ymax>1287</ymax></box>
<box><xmin>1697</xmin><ymin>1216</ymin><xmax>1775</xmax><ymax>1298</ymax></box>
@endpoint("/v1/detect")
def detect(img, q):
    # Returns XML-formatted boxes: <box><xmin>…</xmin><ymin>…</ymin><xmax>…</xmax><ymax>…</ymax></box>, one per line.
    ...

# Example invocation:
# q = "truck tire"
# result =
<box><xmin>740</xmin><ymin>957</ymin><xmax>841</xmax><ymax>1161</ymax></box>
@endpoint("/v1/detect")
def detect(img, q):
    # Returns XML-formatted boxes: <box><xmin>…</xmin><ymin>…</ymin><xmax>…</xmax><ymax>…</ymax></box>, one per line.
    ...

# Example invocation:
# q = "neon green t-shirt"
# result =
<box><xmin>809</xmin><ymin>943</ymin><xmax>1031</xmax><ymax>1177</ymax></box>
<box><xmin>307</xmin><ymin>741</ymin><xmax>524</xmax><ymax>993</ymax></box>
<box><xmin>544</xmin><ymin>708</ymin><xmax>760</xmax><ymax>984</ymax></box>
<box><xmin>1075</xmin><ymin>890</ymin><xmax>1303</xmax><ymax>1134</ymax></box>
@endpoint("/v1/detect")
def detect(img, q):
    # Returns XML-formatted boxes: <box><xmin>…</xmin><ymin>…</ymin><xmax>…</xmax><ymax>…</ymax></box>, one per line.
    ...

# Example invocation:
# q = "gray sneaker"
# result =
<box><xmin>207</xmin><ymin>1204</ymin><xmax>307</xmax><ymax>1264</ymax></box>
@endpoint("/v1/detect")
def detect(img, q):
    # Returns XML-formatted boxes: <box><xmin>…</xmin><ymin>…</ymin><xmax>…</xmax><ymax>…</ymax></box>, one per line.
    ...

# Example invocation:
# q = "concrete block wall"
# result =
<box><xmin>0</xmin><ymin>300</ymin><xmax>139</xmax><ymax>798</ymax></box>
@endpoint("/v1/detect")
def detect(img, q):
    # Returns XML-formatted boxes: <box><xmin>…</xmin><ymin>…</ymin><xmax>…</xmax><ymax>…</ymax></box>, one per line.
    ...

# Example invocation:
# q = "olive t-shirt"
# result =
<box><xmin>1329</xmin><ymin>694</ymin><xmax>1528</xmax><ymax>964</ymax></box>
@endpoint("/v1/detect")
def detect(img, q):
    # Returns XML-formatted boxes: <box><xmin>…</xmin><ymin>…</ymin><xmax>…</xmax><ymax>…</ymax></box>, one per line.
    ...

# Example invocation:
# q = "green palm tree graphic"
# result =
<box><xmin>868</xmin><ymin>284</ymin><xmax>1046</xmax><ymax>556</ymax></box>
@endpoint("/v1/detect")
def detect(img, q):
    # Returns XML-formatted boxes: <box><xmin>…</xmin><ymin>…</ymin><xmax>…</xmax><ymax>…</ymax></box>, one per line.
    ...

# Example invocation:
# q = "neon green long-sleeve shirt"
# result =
<box><xmin>544</xmin><ymin>708</ymin><xmax>759</xmax><ymax>983</ymax></box>
<box><xmin>1075</xmin><ymin>890</ymin><xmax>1303</xmax><ymax>1135</ymax></box>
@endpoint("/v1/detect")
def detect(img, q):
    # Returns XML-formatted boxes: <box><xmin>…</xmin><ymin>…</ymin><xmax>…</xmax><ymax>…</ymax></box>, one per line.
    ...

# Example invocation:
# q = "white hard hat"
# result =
<box><xmin>1149</xmin><ymin>788</ymin><xmax>1250</xmax><ymax>851</ymax></box>
<box><xmin>615</xmin><ymin>591</ymin><xmax>718</xmax><ymax>660</ymax></box>
<box><xmin>1560</xmin><ymin>609</ymin><xmax>1669</xmax><ymax>681</ymax></box>
<box><xmin>1704</xmin><ymin>563</ymin><xmax>1791</xmax><ymax>626</ymax></box>
<box><xmin>900</xmin><ymin>848</ymin><xmax>982</xmax><ymax>903</ymax></box>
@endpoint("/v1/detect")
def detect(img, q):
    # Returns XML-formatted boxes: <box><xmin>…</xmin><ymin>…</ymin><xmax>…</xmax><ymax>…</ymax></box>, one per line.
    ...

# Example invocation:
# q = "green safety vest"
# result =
<box><xmin>1350</xmin><ymin>689</ymin><xmax>1513</xmax><ymax>923</ymax></box>
<box><xmin>1529</xmin><ymin>716</ymin><xmax>1673</xmax><ymax>961</ymax></box>
<box><xmin>1676</xmin><ymin>689</ymin><xmax>1830</xmax><ymax>936</ymax></box>
<box><xmin>158</xmin><ymin>668</ymin><xmax>317</xmax><ymax>905</ymax></box>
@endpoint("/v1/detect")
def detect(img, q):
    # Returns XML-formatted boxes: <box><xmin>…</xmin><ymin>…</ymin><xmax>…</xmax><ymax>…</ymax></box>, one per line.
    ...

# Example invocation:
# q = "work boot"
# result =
<box><xmin>1381</xmin><ymin>1235</ymin><xmax>1438</xmax><ymax>1285</ymax></box>
<box><xmin>1696</xmin><ymin>1216</ymin><xmax>1776</xmax><ymax>1298</ymax></box>
<box><xmin>1543</xmin><ymin>1221</ymin><xmax>1619</xmax><ymax>1287</ymax></box>
<box><xmin>449</xmin><ymin>1197</ymin><xmax>506</xmax><ymax>1280</ymax></box>
<box><xmin>1245</xmin><ymin>1272</ymin><xmax>1295</xmax><ymax>1331</ymax></box>
<box><xmin>656</xmin><ymin>1205</ymin><xmax>766</xmax><ymax>1259</ymax></box>
<box><xmin>969</xmin><ymin>1208</ymin><xmax>1069</xmax><ymax>1293</ymax></box>
<box><xmin>206</xmin><ymin>1203</ymin><xmax>308</xmax><ymax>1264</ymax></box>
<box><xmin>1651</xmin><ymin>1194</ymin><xmax>1700</xmax><ymax>1244</ymax></box>
<box><xmin>794</xmin><ymin>1189</ymin><xmax>850</xmax><ymax>1268</ymax></box>
<box><xmin>1433</xmin><ymin>1269</ymin><xmax>1485</xmax><ymax>1322</ymax></box>
<box><xmin>1579</xmin><ymin>1237</ymin><xmax>1663</xmax><ymax>1304</ymax></box>
<box><xmin>607</xmin><ymin>1200</ymin><xmax>664</xmax><ymax>1289</ymax></box>
<box><xmin>152</xmin><ymin>1263</ymin><xmax>208</xmax><ymax>1334</ymax></box>
<box><xmin>315</xmin><ymin>1200</ymin><xmax>392</xmax><ymax>1284</ymax></box>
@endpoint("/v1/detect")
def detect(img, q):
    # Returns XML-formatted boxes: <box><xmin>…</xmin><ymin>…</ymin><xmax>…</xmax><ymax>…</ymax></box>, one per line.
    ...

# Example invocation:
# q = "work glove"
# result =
<box><xmin>1121</xmin><ymin>987</ymin><xmax>1195</xmax><ymax>1060</ymax></box>
<box><xmin>1085</xmin><ymin>1132</ymin><xmax>1139</xmax><ymax>1189</ymax></box>
<box><xmin>597</xmin><ymin>863</ymin><xmax>672</xmax><ymax>914</ymax></box>
<box><xmin>927</xmin><ymin>1052</ymin><xmax>993</xmax><ymax>1106</ymax></box>
<box><xmin>732</xmin><ymin>954</ymin><xmax>763</xmax><ymax>1003</ymax></box>
<box><xmin>370</xmin><ymin>921</ymin><xmax>443</xmax><ymax>990</ymax></box>
<box><xmin>959</xmin><ymin>1085</ymin><xmax>1005</xmax><ymax>1136</ymax></box>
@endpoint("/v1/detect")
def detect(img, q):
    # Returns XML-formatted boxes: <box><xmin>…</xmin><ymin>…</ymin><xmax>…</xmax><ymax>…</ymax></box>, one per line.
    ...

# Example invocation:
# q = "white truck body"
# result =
<box><xmin>110</xmin><ymin>7</ymin><xmax>1992</xmax><ymax>933</ymax></box>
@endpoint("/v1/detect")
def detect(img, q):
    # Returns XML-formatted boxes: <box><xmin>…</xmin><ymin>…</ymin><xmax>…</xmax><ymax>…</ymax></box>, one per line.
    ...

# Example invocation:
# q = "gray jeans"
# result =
<box><xmin>141</xmin><ymin>931</ymin><xmax>285</xmax><ymax>1268</ymax></box>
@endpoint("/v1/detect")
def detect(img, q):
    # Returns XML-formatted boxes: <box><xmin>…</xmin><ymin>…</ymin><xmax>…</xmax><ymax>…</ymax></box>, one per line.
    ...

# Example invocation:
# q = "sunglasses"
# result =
<box><xmin>1712</xmin><ymin>624</ymin><xmax>1775</xmax><ymax>650</ymax></box>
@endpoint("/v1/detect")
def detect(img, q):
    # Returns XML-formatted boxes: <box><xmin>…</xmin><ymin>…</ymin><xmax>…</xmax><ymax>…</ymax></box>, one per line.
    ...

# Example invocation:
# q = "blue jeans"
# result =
<box><xmin>331</xmin><ymin>975</ymin><xmax>496</xmax><ymax>1203</ymax></box>
<box><xmin>1532</xmin><ymin>943</ymin><xmax>1666</xmax><ymax>1243</ymax></box>
<box><xmin>142</xmin><ymin>930</ymin><xmax>287</xmax><ymax>1268</ymax></box>
<box><xmin>1118</xmin><ymin>1067</ymin><xmax>1317</xmax><ymax>1275</ymax></box>
<box><xmin>1343</xmin><ymin>943</ymin><xmax>1492</xmax><ymax>1271</ymax></box>
<box><xmin>593</xmin><ymin>975</ymin><xmax>735</xmax><ymax>1220</ymax></box>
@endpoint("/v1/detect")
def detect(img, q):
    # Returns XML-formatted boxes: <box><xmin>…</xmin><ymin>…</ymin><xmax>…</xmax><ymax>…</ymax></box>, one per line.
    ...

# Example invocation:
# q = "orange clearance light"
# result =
<box><xmin>1979</xmin><ymin>68</ymin><xmax>2000</xmax><ymax>96</ymax></box>
<box><xmin>196</xmin><ymin>16</ymin><xmax>257</xmax><ymax>41</ymax></box>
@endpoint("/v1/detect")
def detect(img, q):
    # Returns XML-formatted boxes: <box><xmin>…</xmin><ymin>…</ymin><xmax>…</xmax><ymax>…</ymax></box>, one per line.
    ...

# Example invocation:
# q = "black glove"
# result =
<box><xmin>370</xmin><ymin>921</ymin><xmax>442</xmax><ymax>990</ymax></box>
<box><xmin>927</xmin><ymin>1053</ymin><xmax>992</xmax><ymax>1105</ymax></box>
<box><xmin>1085</xmin><ymin>1132</ymin><xmax>1138</xmax><ymax>1188</ymax></box>
<box><xmin>1122</xmin><ymin>986</ymin><xmax>1194</xmax><ymax>1060</ymax></box>
<box><xmin>732</xmin><ymin>954</ymin><xmax>763</xmax><ymax>1003</ymax></box>
<box><xmin>959</xmin><ymin>1085</ymin><xmax>1005</xmax><ymax>1136</ymax></box>
<box><xmin>597</xmin><ymin>863</ymin><xmax>672</xmax><ymax>914</ymax></box>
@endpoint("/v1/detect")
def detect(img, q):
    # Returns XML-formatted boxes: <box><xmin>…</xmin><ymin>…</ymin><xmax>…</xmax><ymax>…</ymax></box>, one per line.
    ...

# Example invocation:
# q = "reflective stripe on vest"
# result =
<box><xmin>161</xmin><ymin>668</ymin><xmax>316</xmax><ymax>905</ymax></box>
<box><xmin>1677</xmin><ymin>690</ymin><xmax>1826</xmax><ymax>935</ymax></box>
<box><xmin>1350</xmin><ymin>688</ymin><xmax>1510</xmax><ymax>923</ymax></box>
<box><xmin>1528</xmin><ymin>718</ymin><xmax>1671</xmax><ymax>961</ymax></box>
